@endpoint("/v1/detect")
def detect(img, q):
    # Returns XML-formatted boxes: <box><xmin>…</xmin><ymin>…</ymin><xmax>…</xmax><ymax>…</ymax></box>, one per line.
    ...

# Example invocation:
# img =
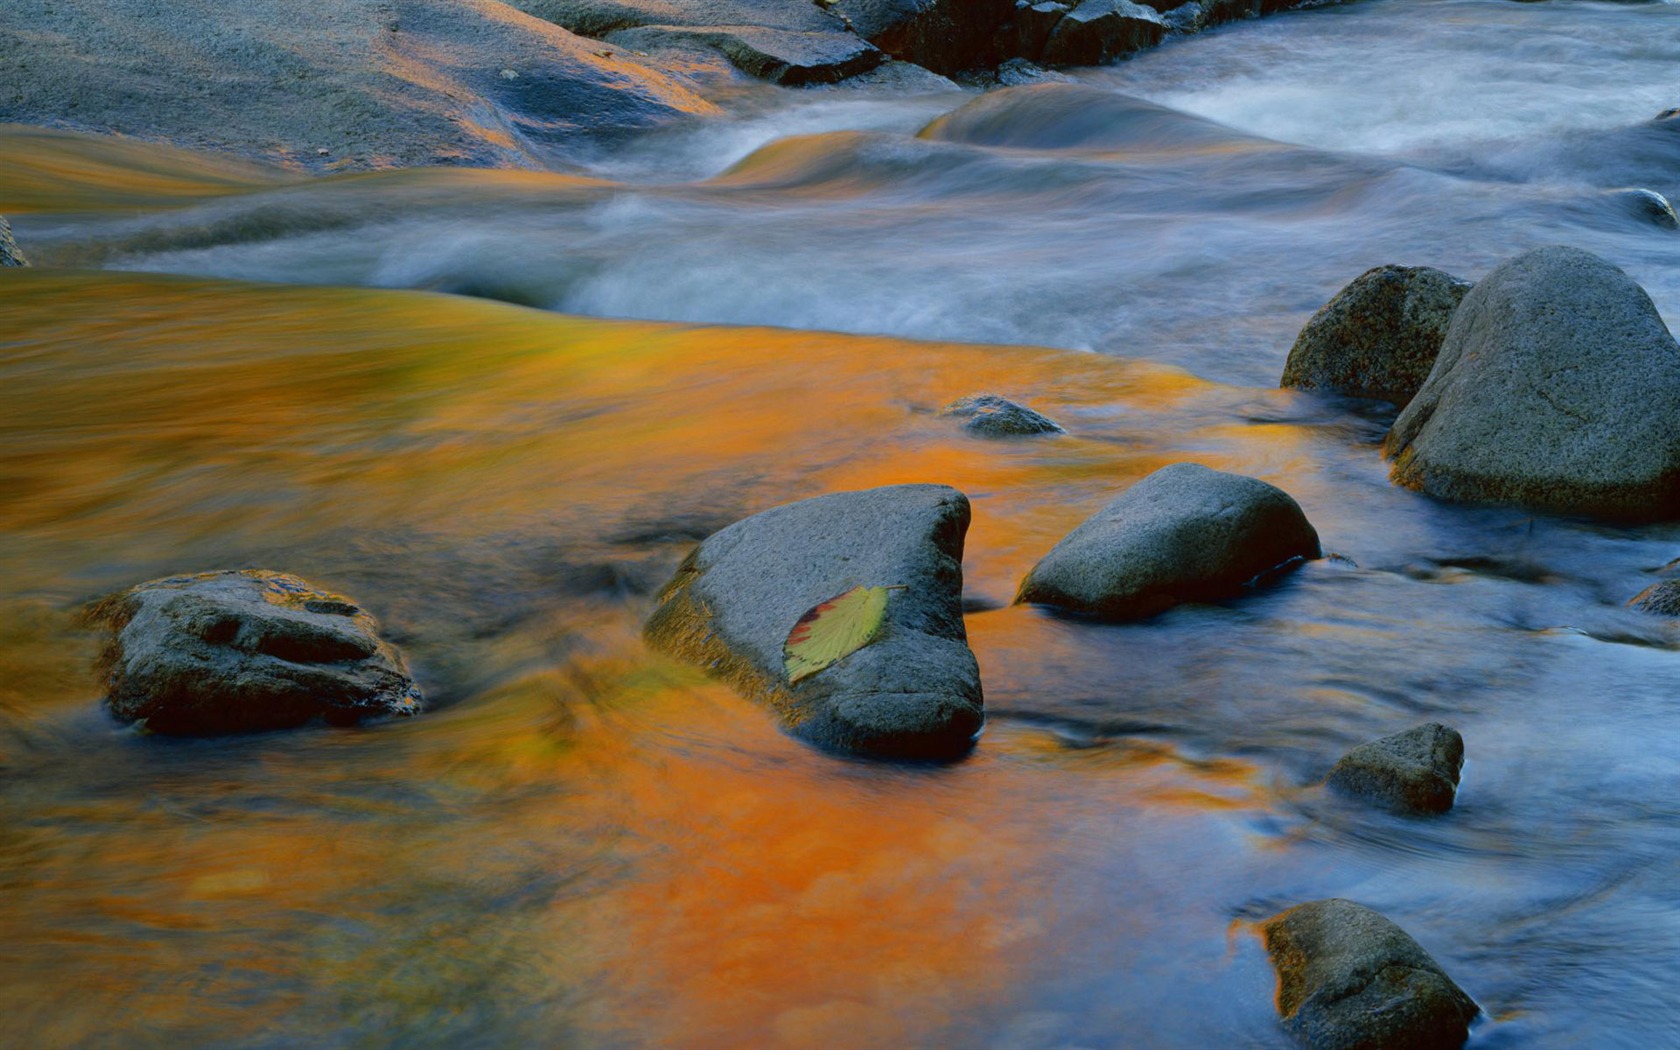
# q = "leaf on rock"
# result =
<box><xmin>783</xmin><ymin>584</ymin><xmax>896</xmax><ymax>684</ymax></box>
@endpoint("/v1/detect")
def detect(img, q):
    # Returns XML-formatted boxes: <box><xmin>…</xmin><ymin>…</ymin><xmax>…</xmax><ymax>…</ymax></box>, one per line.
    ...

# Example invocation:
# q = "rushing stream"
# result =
<box><xmin>3</xmin><ymin>0</ymin><xmax>1680</xmax><ymax>1046</ymax></box>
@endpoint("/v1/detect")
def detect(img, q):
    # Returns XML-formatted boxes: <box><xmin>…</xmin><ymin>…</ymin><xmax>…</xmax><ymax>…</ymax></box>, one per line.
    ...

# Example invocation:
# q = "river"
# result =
<box><xmin>2</xmin><ymin>0</ymin><xmax>1678</xmax><ymax>1046</ymax></box>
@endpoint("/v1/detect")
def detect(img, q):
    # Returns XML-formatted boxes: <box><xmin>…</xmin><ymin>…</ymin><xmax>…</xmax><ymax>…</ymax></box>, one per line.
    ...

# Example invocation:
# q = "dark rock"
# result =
<box><xmin>1606</xmin><ymin>187</ymin><xmax>1680</xmax><ymax>230</ymax></box>
<box><xmin>834</xmin><ymin>0</ymin><xmax>1018</xmax><ymax>76</ymax></box>
<box><xmin>993</xmin><ymin>57</ymin><xmax>1076</xmax><ymax>86</ymax></box>
<box><xmin>1015</xmin><ymin>463</ymin><xmax>1320</xmax><ymax>620</ymax></box>
<box><xmin>1041</xmin><ymin>0</ymin><xmax>1166</xmax><ymax>67</ymax></box>
<box><xmin>91</xmin><ymin>570</ymin><xmax>422</xmax><ymax>735</ymax></box>
<box><xmin>607</xmin><ymin>24</ymin><xmax>883</xmax><ymax>84</ymax></box>
<box><xmin>1263</xmin><ymin>899</ymin><xmax>1478</xmax><ymax>1050</ymax></box>
<box><xmin>0</xmin><ymin>216</ymin><xmax>26</xmax><ymax>267</ymax></box>
<box><xmin>1629</xmin><ymin>579</ymin><xmax>1680</xmax><ymax>616</ymax></box>
<box><xmin>941</xmin><ymin>394</ymin><xmax>1065</xmax><ymax>436</ymax></box>
<box><xmin>1327</xmin><ymin>723</ymin><xmax>1464</xmax><ymax>815</ymax></box>
<box><xmin>1281</xmin><ymin>265</ymin><xmax>1472</xmax><ymax>409</ymax></box>
<box><xmin>645</xmin><ymin>484</ymin><xmax>984</xmax><ymax>760</ymax></box>
<box><xmin>1384</xmin><ymin>246</ymin><xmax>1680</xmax><ymax>521</ymax></box>
<box><xmin>1015</xmin><ymin>0</ymin><xmax>1073</xmax><ymax>58</ymax></box>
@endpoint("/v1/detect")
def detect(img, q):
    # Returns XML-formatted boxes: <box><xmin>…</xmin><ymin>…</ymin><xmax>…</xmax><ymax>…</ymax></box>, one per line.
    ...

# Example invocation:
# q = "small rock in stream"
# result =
<box><xmin>1628</xmin><ymin>579</ymin><xmax>1680</xmax><ymax>616</ymax></box>
<box><xmin>0</xmin><ymin>216</ymin><xmax>28</xmax><ymax>267</ymax></box>
<box><xmin>1016</xmin><ymin>463</ymin><xmax>1320</xmax><ymax>620</ymax></box>
<box><xmin>92</xmin><ymin>570</ymin><xmax>422</xmax><ymax>735</ymax></box>
<box><xmin>1263</xmin><ymin>899</ymin><xmax>1479</xmax><ymax>1050</ymax></box>
<box><xmin>1327</xmin><ymin>722</ymin><xmax>1464</xmax><ymax>815</ymax></box>
<box><xmin>645</xmin><ymin>484</ymin><xmax>983</xmax><ymax>760</ymax></box>
<box><xmin>1605</xmin><ymin>187</ymin><xmax>1680</xmax><ymax>230</ymax></box>
<box><xmin>941</xmin><ymin>394</ymin><xmax>1065</xmax><ymax>436</ymax></box>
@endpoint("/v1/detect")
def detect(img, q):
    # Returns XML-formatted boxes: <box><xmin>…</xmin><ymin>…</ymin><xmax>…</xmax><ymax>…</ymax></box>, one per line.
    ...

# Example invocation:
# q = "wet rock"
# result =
<box><xmin>994</xmin><ymin>57</ymin><xmax>1076</xmax><ymax>86</ymax></box>
<box><xmin>1606</xmin><ymin>187</ymin><xmax>1680</xmax><ymax>230</ymax></box>
<box><xmin>1384</xmin><ymin>246</ymin><xmax>1680</xmax><ymax>521</ymax></box>
<box><xmin>607</xmin><ymin>25</ymin><xmax>883</xmax><ymax>85</ymax></box>
<box><xmin>91</xmin><ymin>570</ymin><xmax>422</xmax><ymax>735</ymax></box>
<box><xmin>834</xmin><ymin>0</ymin><xmax>1018</xmax><ymax>76</ymax></box>
<box><xmin>1263</xmin><ymin>899</ymin><xmax>1478</xmax><ymax>1050</ymax></box>
<box><xmin>1327</xmin><ymin>723</ymin><xmax>1464</xmax><ymax>815</ymax></box>
<box><xmin>1041</xmin><ymin>0</ymin><xmax>1167</xmax><ymax>67</ymax></box>
<box><xmin>1015</xmin><ymin>0</ymin><xmax>1074</xmax><ymax>58</ymax></box>
<box><xmin>0</xmin><ymin>216</ymin><xmax>26</xmax><ymax>267</ymax></box>
<box><xmin>1280</xmin><ymin>265</ymin><xmax>1472</xmax><ymax>409</ymax></box>
<box><xmin>645</xmin><ymin>484</ymin><xmax>984</xmax><ymax>760</ymax></box>
<box><xmin>1015</xmin><ymin>463</ymin><xmax>1320</xmax><ymax>620</ymax></box>
<box><xmin>1628</xmin><ymin>579</ymin><xmax>1680</xmax><ymax>616</ymax></box>
<box><xmin>941</xmin><ymin>394</ymin><xmax>1065</xmax><ymax>437</ymax></box>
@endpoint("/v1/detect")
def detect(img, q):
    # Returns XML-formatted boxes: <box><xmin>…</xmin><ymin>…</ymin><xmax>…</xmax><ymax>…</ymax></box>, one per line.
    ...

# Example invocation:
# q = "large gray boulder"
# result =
<box><xmin>1384</xmin><ymin>246</ymin><xmax>1680</xmax><ymax>521</ymax></box>
<box><xmin>645</xmin><ymin>484</ymin><xmax>984</xmax><ymax>760</ymax></box>
<box><xmin>1263</xmin><ymin>899</ymin><xmax>1478</xmax><ymax>1050</ymax></box>
<box><xmin>1327</xmin><ymin>723</ymin><xmax>1464</xmax><ymax>816</ymax></box>
<box><xmin>92</xmin><ymin>570</ymin><xmax>422</xmax><ymax>735</ymax></box>
<box><xmin>1015</xmin><ymin>463</ymin><xmax>1320</xmax><ymax>620</ymax></box>
<box><xmin>1281</xmin><ymin>266</ymin><xmax>1472</xmax><ymax>409</ymax></box>
<box><xmin>0</xmin><ymin>216</ymin><xmax>26</xmax><ymax>267</ymax></box>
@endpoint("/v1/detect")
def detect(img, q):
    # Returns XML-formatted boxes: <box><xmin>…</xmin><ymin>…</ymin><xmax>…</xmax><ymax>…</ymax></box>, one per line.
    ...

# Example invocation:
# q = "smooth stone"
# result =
<box><xmin>0</xmin><ymin>216</ymin><xmax>27</xmax><ymax>267</ymax></box>
<box><xmin>1606</xmin><ymin>187</ymin><xmax>1680</xmax><ymax>230</ymax></box>
<box><xmin>1326</xmin><ymin>723</ymin><xmax>1464</xmax><ymax>815</ymax></box>
<box><xmin>92</xmin><ymin>570</ymin><xmax>422</xmax><ymax>735</ymax></box>
<box><xmin>941</xmin><ymin>394</ymin><xmax>1065</xmax><ymax>437</ymax></box>
<box><xmin>1041</xmin><ymin>0</ymin><xmax>1167</xmax><ymax>67</ymax></box>
<box><xmin>607</xmin><ymin>25</ymin><xmax>883</xmax><ymax>85</ymax></box>
<box><xmin>1384</xmin><ymin>246</ymin><xmax>1680</xmax><ymax>521</ymax></box>
<box><xmin>1263</xmin><ymin>899</ymin><xmax>1478</xmax><ymax>1050</ymax></box>
<box><xmin>1628</xmin><ymin>579</ymin><xmax>1680</xmax><ymax>616</ymax></box>
<box><xmin>1280</xmin><ymin>265</ymin><xmax>1472</xmax><ymax>409</ymax></box>
<box><xmin>1015</xmin><ymin>463</ymin><xmax>1320</xmax><ymax>620</ymax></box>
<box><xmin>644</xmin><ymin>484</ymin><xmax>983</xmax><ymax>760</ymax></box>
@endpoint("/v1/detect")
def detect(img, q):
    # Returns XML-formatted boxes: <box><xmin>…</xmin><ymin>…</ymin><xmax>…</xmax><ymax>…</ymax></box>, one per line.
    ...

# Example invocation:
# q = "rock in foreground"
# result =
<box><xmin>1385</xmin><ymin>246</ymin><xmax>1680</xmax><ymax>521</ymax></box>
<box><xmin>1016</xmin><ymin>463</ymin><xmax>1319</xmax><ymax>620</ymax></box>
<box><xmin>941</xmin><ymin>394</ymin><xmax>1065</xmax><ymax>437</ymax></box>
<box><xmin>1327</xmin><ymin>723</ymin><xmax>1464</xmax><ymax>815</ymax></box>
<box><xmin>1281</xmin><ymin>265</ymin><xmax>1471</xmax><ymax>408</ymax></box>
<box><xmin>645</xmin><ymin>485</ymin><xmax>983</xmax><ymax>760</ymax></box>
<box><xmin>0</xmin><ymin>216</ymin><xmax>27</xmax><ymax>267</ymax></box>
<box><xmin>92</xmin><ymin>570</ymin><xmax>422</xmax><ymax>734</ymax></box>
<box><xmin>1263</xmin><ymin>899</ymin><xmax>1478</xmax><ymax>1050</ymax></box>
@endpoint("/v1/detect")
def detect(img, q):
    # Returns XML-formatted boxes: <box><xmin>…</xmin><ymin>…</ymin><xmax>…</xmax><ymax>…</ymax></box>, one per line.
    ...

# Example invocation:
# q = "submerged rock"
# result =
<box><xmin>92</xmin><ymin>570</ymin><xmax>422</xmax><ymax>735</ymax></box>
<box><xmin>0</xmin><ymin>216</ymin><xmax>26</xmax><ymax>267</ymax></box>
<box><xmin>1281</xmin><ymin>265</ymin><xmax>1471</xmax><ymax>409</ymax></box>
<box><xmin>1263</xmin><ymin>899</ymin><xmax>1478</xmax><ymax>1050</ymax></box>
<box><xmin>1015</xmin><ymin>463</ymin><xmax>1320</xmax><ymax>620</ymax></box>
<box><xmin>1385</xmin><ymin>246</ymin><xmax>1680</xmax><ymax>521</ymax></box>
<box><xmin>1628</xmin><ymin>579</ymin><xmax>1680</xmax><ymax>617</ymax></box>
<box><xmin>645</xmin><ymin>484</ymin><xmax>984</xmax><ymax>760</ymax></box>
<box><xmin>607</xmin><ymin>25</ymin><xmax>883</xmax><ymax>85</ymax></box>
<box><xmin>1327</xmin><ymin>723</ymin><xmax>1464</xmax><ymax>815</ymax></box>
<box><xmin>941</xmin><ymin>394</ymin><xmax>1065</xmax><ymax>437</ymax></box>
<box><xmin>1606</xmin><ymin>187</ymin><xmax>1680</xmax><ymax>231</ymax></box>
<box><xmin>835</xmin><ymin>0</ymin><xmax>1018</xmax><ymax>76</ymax></box>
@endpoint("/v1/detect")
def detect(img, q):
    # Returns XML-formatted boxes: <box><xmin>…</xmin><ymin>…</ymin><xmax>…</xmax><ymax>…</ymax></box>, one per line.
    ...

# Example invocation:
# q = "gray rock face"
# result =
<box><xmin>1281</xmin><ymin>265</ymin><xmax>1472</xmax><ymax>409</ymax></box>
<box><xmin>92</xmin><ymin>570</ymin><xmax>422</xmax><ymax>735</ymax></box>
<box><xmin>1041</xmin><ymin>0</ymin><xmax>1166</xmax><ymax>67</ymax></box>
<box><xmin>1015</xmin><ymin>463</ymin><xmax>1320</xmax><ymax>620</ymax></box>
<box><xmin>941</xmin><ymin>394</ymin><xmax>1065</xmax><ymax>436</ymax></box>
<box><xmin>1384</xmin><ymin>246</ymin><xmax>1680</xmax><ymax>521</ymax></box>
<box><xmin>607</xmin><ymin>25</ymin><xmax>883</xmax><ymax>84</ymax></box>
<box><xmin>1629</xmin><ymin>579</ymin><xmax>1680</xmax><ymax>616</ymax></box>
<box><xmin>0</xmin><ymin>216</ymin><xmax>26</xmax><ymax>267</ymax></box>
<box><xmin>1263</xmin><ymin>899</ymin><xmax>1478</xmax><ymax>1050</ymax></box>
<box><xmin>645</xmin><ymin>485</ymin><xmax>984</xmax><ymax>760</ymax></box>
<box><xmin>1327</xmin><ymin>723</ymin><xmax>1464</xmax><ymax>816</ymax></box>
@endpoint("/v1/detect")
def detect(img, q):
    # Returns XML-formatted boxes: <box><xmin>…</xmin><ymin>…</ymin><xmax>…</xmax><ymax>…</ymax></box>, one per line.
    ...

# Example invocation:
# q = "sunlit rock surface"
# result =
<box><xmin>1385</xmin><ymin>246</ymin><xmax>1680</xmax><ymax>521</ymax></box>
<box><xmin>93</xmin><ymin>570</ymin><xmax>422</xmax><ymax>735</ymax></box>
<box><xmin>646</xmin><ymin>485</ymin><xmax>984</xmax><ymax>760</ymax></box>
<box><xmin>1017</xmin><ymin>463</ymin><xmax>1320</xmax><ymax>620</ymax></box>
<box><xmin>1263</xmin><ymin>899</ymin><xmax>1478</xmax><ymax>1050</ymax></box>
<box><xmin>0</xmin><ymin>0</ymin><xmax>716</xmax><ymax>170</ymax></box>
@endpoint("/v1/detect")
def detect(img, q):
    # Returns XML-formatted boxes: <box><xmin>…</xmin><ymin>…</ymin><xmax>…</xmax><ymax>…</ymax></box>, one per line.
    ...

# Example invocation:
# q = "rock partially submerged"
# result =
<box><xmin>645</xmin><ymin>484</ymin><xmax>983</xmax><ymax>760</ymax></box>
<box><xmin>941</xmin><ymin>394</ymin><xmax>1065</xmax><ymax>437</ymax></box>
<box><xmin>1263</xmin><ymin>899</ymin><xmax>1478</xmax><ymax>1050</ymax></box>
<box><xmin>91</xmin><ymin>570</ymin><xmax>422</xmax><ymax>735</ymax></box>
<box><xmin>1016</xmin><ymin>463</ymin><xmax>1320</xmax><ymax>620</ymax></box>
<box><xmin>1385</xmin><ymin>246</ymin><xmax>1680</xmax><ymax>521</ymax></box>
<box><xmin>0</xmin><ymin>216</ymin><xmax>26</xmax><ymax>267</ymax></box>
<box><xmin>1327</xmin><ymin>723</ymin><xmax>1464</xmax><ymax>816</ymax></box>
<box><xmin>1606</xmin><ymin>188</ymin><xmax>1680</xmax><ymax>231</ymax></box>
<box><xmin>1281</xmin><ymin>265</ymin><xmax>1471</xmax><ymax>409</ymax></box>
<box><xmin>1629</xmin><ymin>579</ymin><xmax>1680</xmax><ymax>616</ymax></box>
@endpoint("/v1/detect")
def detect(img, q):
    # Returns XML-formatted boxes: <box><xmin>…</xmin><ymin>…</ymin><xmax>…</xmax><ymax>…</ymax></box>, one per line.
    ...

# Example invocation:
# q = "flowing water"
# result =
<box><xmin>3</xmin><ymin>0</ymin><xmax>1680</xmax><ymax>1046</ymax></box>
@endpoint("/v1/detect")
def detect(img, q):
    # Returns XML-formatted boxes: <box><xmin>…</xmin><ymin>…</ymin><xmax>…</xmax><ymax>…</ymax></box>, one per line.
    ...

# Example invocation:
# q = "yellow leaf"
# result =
<box><xmin>783</xmin><ymin>585</ymin><xmax>896</xmax><ymax>684</ymax></box>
